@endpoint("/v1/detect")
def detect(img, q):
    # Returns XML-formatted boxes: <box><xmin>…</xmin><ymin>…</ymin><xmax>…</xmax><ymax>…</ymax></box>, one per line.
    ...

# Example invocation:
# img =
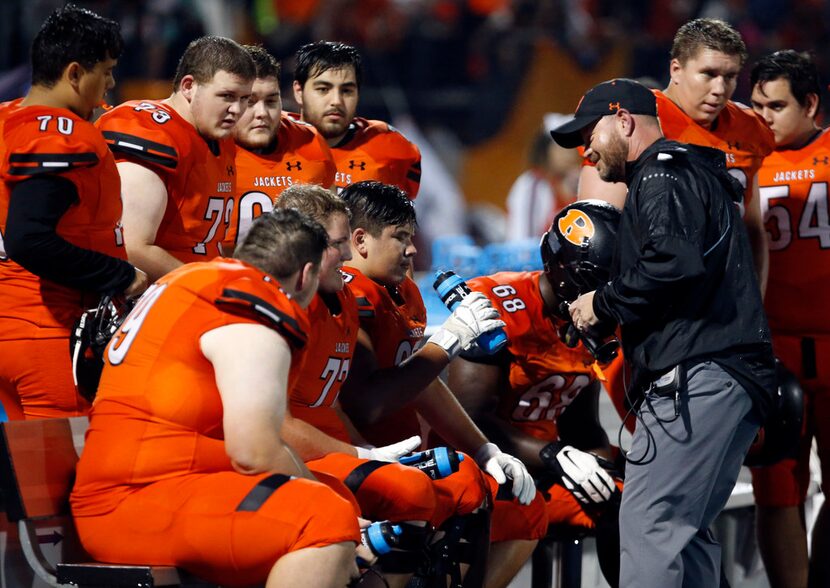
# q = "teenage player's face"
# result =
<box><xmin>669</xmin><ymin>48</ymin><xmax>741</xmax><ymax>127</ymax></box>
<box><xmin>190</xmin><ymin>70</ymin><xmax>253</xmax><ymax>140</ymax></box>
<box><xmin>751</xmin><ymin>78</ymin><xmax>817</xmax><ymax>148</ymax></box>
<box><xmin>234</xmin><ymin>76</ymin><xmax>282</xmax><ymax>149</ymax></box>
<box><xmin>319</xmin><ymin>212</ymin><xmax>353</xmax><ymax>293</ymax></box>
<box><xmin>581</xmin><ymin>115</ymin><xmax>628</xmax><ymax>184</ymax></box>
<box><xmin>77</xmin><ymin>57</ymin><xmax>117</xmax><ymax>120</ymax></box>
<box><xmin>365</xmin><ymin>223</ymin><xmax>416</xmax><ymax>286</ymax></box>
<box><xmin>294</xmin><ymin>66</ymin><xmax>359</xmax><ymax>144</ymax></box>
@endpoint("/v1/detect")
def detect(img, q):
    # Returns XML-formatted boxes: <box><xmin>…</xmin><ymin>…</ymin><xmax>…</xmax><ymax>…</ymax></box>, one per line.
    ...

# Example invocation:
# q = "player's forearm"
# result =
<box><xmin>5</xmin><ymin>176</ymin><xmax>137</xmax><ymax>294</ymax></box>
<box><xmin>228</xmin><ymin>431</ymin><xmax>310</xmax><ymax>478</ymax></box>
<box><xmin>334</xmin><ymin>403</ymin><xmax>371</xmax><ymax>447</ymax></box>
<box><xmin>344</xmin><ymin>345</ymin><xmax>449</xmax><ymax>425</ymax></box>
<box><xmin>125</xmin><ymin>242</ymin><xmax>183</xmax><ymax>282</ymax></box>
<box><xmin>471</xmin><ymin>415</ymin><xmax>548</xmax><ymax>471</ymax></box>
<box><xmin>281</xmin><ymin>412</ymin><xmax>358</xmax><ymax>461</ymax></box>
<box><xmin>746</xmin><ymin>223</ymin><xmax>769</xmax><ymax>297</ymax></box>
<box><xmin>413</xmin><ymin>379</ymin><xmax>488</xmax><ymax>455</ymax></box>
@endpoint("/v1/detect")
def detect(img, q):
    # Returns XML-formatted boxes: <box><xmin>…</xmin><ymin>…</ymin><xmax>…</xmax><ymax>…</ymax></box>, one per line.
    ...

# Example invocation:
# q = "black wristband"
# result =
<box><xmin>538</xmin><ymin>441</ymin><xmax>564</xmax><ymax>470</ymax></box>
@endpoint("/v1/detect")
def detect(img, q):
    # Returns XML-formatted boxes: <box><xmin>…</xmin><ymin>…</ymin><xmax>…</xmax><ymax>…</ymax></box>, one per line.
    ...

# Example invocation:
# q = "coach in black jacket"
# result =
<box><xmin>551</xmin><ymin>79</ymin><xmax>775</xmax><ymax>588</ymax></box>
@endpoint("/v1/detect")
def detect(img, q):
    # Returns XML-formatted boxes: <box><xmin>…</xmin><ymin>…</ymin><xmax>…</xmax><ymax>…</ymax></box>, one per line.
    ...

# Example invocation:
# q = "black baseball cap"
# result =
<box><xmin>550</xmin><ymin>78</ymin><xmax>657</xmax><ymax>148</ymax></box>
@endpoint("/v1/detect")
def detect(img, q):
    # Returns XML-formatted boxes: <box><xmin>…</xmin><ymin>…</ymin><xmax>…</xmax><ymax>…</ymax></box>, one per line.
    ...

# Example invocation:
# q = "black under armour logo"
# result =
<box><xmin>727</xmin><ymin>141</ymin><xmax>741</xmax><ymax>150</ymax></box>
<box><xmin>814</xmin><ymin>156</ymin><xmax>829</xmax><ymax>165</ymax></box>
<box><xmin>226</xmin><ymin>165</ymin><xmax>234</xmax><ymax>176</ymax></box>
<box><xmin>286</xmin><ymin>160</ymin><xmax>302</xmax><ymax>171</ymax></box>
<box><xmin>348</xmin><ymin>160</ymin><xmax>366</xmax><ymax>170</ymax></box>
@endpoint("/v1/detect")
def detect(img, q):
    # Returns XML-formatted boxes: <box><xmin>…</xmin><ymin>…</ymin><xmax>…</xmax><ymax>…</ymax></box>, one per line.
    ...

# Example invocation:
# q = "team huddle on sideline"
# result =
<box><xmin>0</xmin><ymin>4</ymin><xmax>826</xmax><ymax>588</ymax></box>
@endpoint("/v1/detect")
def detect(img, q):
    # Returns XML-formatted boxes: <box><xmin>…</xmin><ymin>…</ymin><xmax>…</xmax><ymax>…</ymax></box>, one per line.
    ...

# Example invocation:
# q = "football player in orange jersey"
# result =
<box><xmin>292</xmin><ymin>41</ymin><xmax>421</xmax><ymax>198</ymax></box>
<box><xmin>97</xmin><ymin>36</ymin><xmax>255</xmax><ymax>281</ymax></box>
<box><xmin>578</xmin><ymin>19</ymin><xmax>774</xmax><ymax>430</ymax></box>
<box><xmin>275</xmin><ymin>184</ymin><xmax>533</xmax><ymax>584</ymax></box>
<box><xmin>72</xmin><ymin>209</ymin><xmax>366</xmax><ymax>588</ymax></box>
<box><xmin>275</xmin><ymin>185</ymin><xmax>450</xmax><ymax>587</ymax></box>
<box><xmin>0</xmin><ymin>5</ymin><xmax>148</xmax><ymax>420</ymax></box>
<box><xmin>338</xmin><ymin>181</ymin><xmax>548</xmax><ymax>588</ymax></box>
<box><xmin>228</xmin><ymin>46</ymin><xmax>336</xmax><ymax>248</ymax></box>
<box><xmin>448</xmin><ymin>201</ymin><xmax>624</xmax><ymax>587</ymax></box>
<box><xmin>749</xmin><ymin>50</ymin><xmax>830</xmax><ymax>588</ymax></box>
<box><xmin>578</xmin><ymin>19</ymin><xmax>770</xmax><ymax>291</ymax></box>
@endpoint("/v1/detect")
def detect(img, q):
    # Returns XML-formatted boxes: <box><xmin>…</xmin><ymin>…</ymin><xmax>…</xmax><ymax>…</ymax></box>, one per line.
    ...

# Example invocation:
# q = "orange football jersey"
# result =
<box><xmin>72</xmin><ymin>258</ymin><xmax>309</xmax><ymax>516</ymax></box>
<box><xmin>340</xmin><ymin>267</ymin><xmax>426</xmax><ymax>445</ymax></box>
<box><xmin>96</xmin><ymin>100</ymin><xmax>237</xmax><ymax>262</ymax></box>
<box><xmin>468</xmin><ymin>272</ymin><xmax>597</xmax><ymax>441</ymax></box>
<box><xmin>227</xmin><ymin>114</ymin><xmax>336</xmax><ymax>247</ymax></box>
<box><xmin>330</xmin><ymin>117</ymin><xmax>421</xmax><ymax>199</ymax></box>
<box><xmin>0</xmin><ymin>99</ymin><xmax>126</xmax><ymax>336</ymax></box>
<box><xmin>758</xmin><ymin>128</ymin><xmax>830</xmax><ymax>335</ymax></box>
<box><xmin>654</xmin><ymin>90</ymin><xmax>774</xmax><ymax>206</ymax></box>
<box><xmin>290</xmin><ymin>286</ymin><xmax>360</xmax><ymax>442</ymax></box>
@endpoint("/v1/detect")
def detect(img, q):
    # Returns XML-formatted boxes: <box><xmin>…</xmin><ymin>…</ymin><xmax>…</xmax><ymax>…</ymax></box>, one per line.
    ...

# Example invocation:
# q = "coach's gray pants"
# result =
<box><xmin>619</xmin><ymin>361</ymin><xmax>761</xmax><ymax>588</ymax></box>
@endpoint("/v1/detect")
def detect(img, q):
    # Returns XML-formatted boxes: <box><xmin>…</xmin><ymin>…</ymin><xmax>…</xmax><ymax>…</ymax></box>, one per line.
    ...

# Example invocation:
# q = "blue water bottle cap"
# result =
<box><xmin>367</xmin><ymin>523</ymin><xmax>393</xmax><ymax>555</ymax></box>
<box><xmin>433</xmin><ymin>447</ymin><xmax>454</xmax><ymax>478</ymax></box>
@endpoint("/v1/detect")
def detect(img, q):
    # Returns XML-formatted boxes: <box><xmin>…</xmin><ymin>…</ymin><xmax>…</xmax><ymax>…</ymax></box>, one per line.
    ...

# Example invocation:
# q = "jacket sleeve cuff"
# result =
<box><xmin>593</xmin><ymin>286</ymin><xmax>617</xmax><ymax>325</ymax></box>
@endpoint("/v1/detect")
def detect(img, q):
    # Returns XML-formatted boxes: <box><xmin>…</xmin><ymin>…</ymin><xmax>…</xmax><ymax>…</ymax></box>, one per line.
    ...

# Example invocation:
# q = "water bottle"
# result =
<box><xmin>399</xmin><ymin>447</ymin><xmax>464</xmax><ymax>480</ymax></box>
<box><xmin>432</xmin><ymin>269</ymin><xmax>508</xmax><ymax>354</ymax></box>
<box><xmin>361</xmin><ymin>521</ymin><xmax>403</xmax><ymax>556</ymax></box>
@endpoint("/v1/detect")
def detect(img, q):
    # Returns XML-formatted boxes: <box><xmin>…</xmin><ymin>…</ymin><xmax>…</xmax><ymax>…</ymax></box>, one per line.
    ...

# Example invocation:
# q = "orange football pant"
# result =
<box><xmin>0</xmin><ymin>334</ymin><xmax>90</xmax><ymax>420</ymax></box>
<box><xmin>307</xmin><ymin>452</ymin><xmax>437</xmax><ymax>522</ymax></box>
<box><xmin>74</xmin><ymin>471</ymin><xmax>360</xmax><ymax>587</ymax></box>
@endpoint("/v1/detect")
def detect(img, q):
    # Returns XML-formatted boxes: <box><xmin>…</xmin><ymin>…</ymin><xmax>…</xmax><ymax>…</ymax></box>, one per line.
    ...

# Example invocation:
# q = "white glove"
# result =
<box><xmin>427</xmin><ymin>292</ymin><xmax>505</xmax><ymax>359</ymax></box>
<box><xmin>355</xmin><ymin>435</ymin><xmax>421</xmax><ymax>462</ymax></box>
<box><xmin>554</xmin><ymin>445</ymin><xmax>616</xmax><ymax>505</ymax></box>
<box><xmin>474</xmin><ymin>442</ymin><xmax>536</xmax><ymax>505</ymax></box>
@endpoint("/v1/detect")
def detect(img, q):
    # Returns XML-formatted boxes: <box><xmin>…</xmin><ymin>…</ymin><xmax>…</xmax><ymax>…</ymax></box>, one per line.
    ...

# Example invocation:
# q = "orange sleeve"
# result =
<box><xmin>214</xmin><ymin>273</ymin><xmax>310</xmax><ymax>351</ymax></box>
<box><xmin>378</xmin><ymin>124</ymin><xmax>421</xmax><ymax>198</ymax></box>
<box><xmin>2</xmin><ymin>114</ymin><xmax>105</xmax><ymax>188</ymax></box>
<box><xmin>96</xmin><ymin>102</ymin><xmax>180</xmax><ymax>177</ymax></box>
<box><xmin>332</xmin><ymin>120</ymin><xmax>421</xmax><ymax>199</ymax></box>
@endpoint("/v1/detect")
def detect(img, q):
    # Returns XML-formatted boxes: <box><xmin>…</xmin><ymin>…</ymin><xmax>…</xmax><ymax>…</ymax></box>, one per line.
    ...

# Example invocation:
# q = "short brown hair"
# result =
<box><xmin>671</xmin><ymin>18</ymin><xmax>747</xmax><ymax>66</ymax></box>
<box><xmin>234</xmin><ymin>208</ymin><xmax>327</xmax><ymax>281</ymax></box>
<box><xmin>243</xmin><ymin>44</ymin><xmax>281</xmax><ymax>81</ymax></box>
<box><xmin>275</xmin><ymin>184</ymin><xmax>351</xmax><ymax>226</ymax></box>
<box><xmin>173</xmin><ymin>36</ymin><xmax>255</xmax><ymax>90</ymax></box>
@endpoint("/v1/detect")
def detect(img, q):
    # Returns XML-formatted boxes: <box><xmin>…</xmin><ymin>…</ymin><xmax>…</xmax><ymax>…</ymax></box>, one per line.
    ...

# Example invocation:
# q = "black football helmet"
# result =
<box><xmin>541</xmin><ymin>199</ymin><xmax>621</xmax><ymax>315</ymax></box>
<box><xmin>70</xmin><ymin>296</ymin><xmax>134</xmax><ymax>402</ymax></box>
<box><xmin>745</xmin><ymin>360</ymin><xmax>805</xmax><ymax>467</ymax></box>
